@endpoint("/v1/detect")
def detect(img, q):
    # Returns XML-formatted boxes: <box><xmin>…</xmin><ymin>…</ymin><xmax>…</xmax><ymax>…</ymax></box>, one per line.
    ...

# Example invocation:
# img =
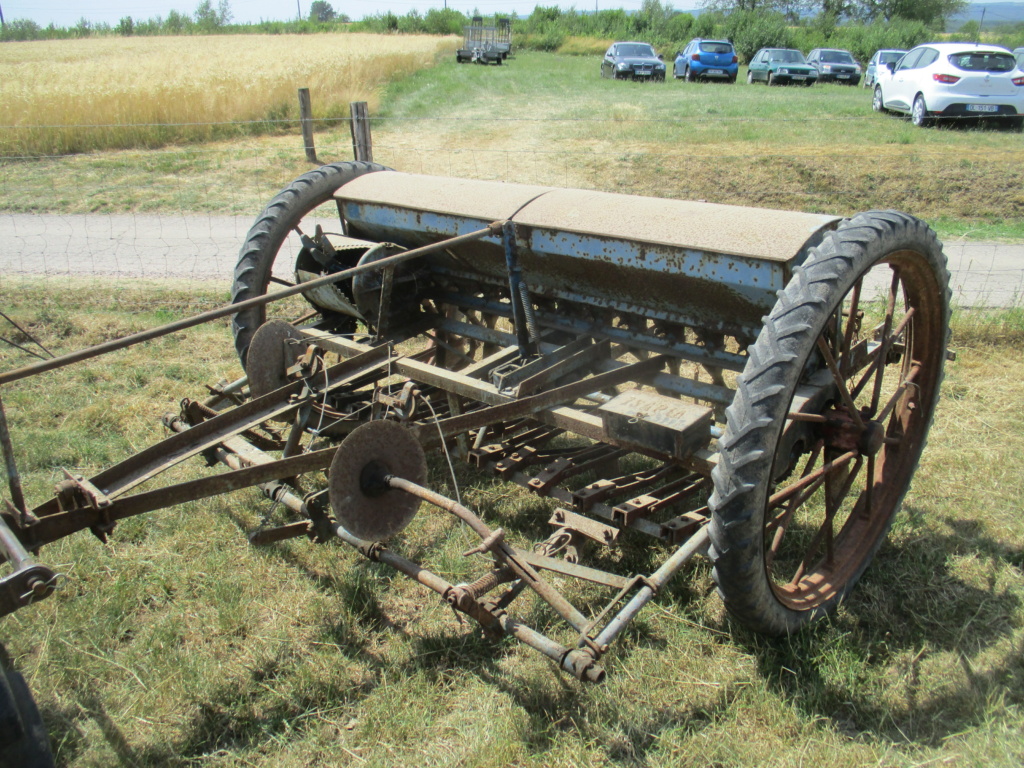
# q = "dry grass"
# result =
<box><xmin>1</xmin><ymin>43</ymin><xmax>1024</xmax><ymax>767</ymax></box>
<box><xmin>0</xmin><ymin>34</ymin><xmax>458</xmax><ymax>157</ymax></box>
<box><xmin>0</xmin><ymin>281</ymin><xmax>1022</xmax><ymax>766</ymax></box>
<box><xmin>556</xmin><ymin>36</ymin><xmax>612</xmax><ymax>56</ymax></box>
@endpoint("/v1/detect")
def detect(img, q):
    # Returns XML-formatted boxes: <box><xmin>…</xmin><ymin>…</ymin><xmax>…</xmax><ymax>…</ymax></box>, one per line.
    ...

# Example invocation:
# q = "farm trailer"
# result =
<box><xmin>0</xmin><ymin>163</ymin><xmax>950</xmax><ymax>763</ymax></box>
<box><xmin>456</xmin><ymin>16</ymin><xmax>512</xmax><ymax>64</ymax></box>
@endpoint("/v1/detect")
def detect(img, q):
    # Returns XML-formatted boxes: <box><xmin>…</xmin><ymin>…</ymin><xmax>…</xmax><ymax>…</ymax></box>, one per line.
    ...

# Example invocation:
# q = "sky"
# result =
<box><xmin>1</xmin><ymin>0</ymin><xmax>704</xmax><ymax>27</ymax></box>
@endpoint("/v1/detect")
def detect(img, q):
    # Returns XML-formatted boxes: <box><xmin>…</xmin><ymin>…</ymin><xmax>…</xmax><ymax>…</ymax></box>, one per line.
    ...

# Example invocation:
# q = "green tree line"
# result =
<box><xmin>4</xmin><ymin>0</ymin><xmax>1024</xmax><ymax>63</ymax></box>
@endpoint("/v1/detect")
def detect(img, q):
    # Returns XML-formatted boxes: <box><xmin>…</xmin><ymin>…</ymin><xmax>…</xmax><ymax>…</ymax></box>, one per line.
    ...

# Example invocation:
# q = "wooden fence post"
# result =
<box><xmin>297</xmin><ymin>88</ymin><xmax>318</xmax><ymax>163</ymax></box>
<box><xmin>349</xmin><ymin>102</ymin><xmax>373</xmax><ymax>163</ymax></box>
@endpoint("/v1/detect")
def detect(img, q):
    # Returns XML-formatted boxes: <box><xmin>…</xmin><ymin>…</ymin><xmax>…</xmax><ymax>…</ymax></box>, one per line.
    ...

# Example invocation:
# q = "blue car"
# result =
<box><xmin>674</xmin><ymin>38</ymin><xmax>739</xmax><ymax>83</ymax></box>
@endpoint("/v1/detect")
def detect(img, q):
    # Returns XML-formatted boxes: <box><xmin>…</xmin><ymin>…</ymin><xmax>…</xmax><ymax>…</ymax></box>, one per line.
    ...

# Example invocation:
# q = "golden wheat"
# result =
<box><xmin>0</xmin><ymin>33</ymin><xmax>457</xmax><ymax>156</ymax></box>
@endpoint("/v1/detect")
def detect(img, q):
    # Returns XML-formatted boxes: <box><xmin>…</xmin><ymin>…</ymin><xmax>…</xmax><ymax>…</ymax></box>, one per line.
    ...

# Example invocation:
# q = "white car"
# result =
<box><xmin>872</xmin><ymin>42</ymin><xmax>1024</xmax><ymax>129</ymax></box>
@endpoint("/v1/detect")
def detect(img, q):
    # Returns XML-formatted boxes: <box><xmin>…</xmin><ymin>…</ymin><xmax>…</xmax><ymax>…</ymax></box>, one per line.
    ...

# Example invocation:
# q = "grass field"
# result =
<box><xmin>1</xmin><ymin>40</ymin><xmax>1024</xmax><ymax>768</ymax></box>
<box><xmin>1</xmin><ymin>285</ymin><xmax>1023</xmax><ymax>767</ymax></box>
<box><xmin>2</xmin><ymin>50</ymin><xmax>1023</xmax><ymax>241</ymax></box>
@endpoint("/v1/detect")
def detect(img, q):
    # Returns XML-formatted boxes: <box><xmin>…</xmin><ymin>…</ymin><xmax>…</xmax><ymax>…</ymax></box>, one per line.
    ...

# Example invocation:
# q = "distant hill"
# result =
<box><xmin>951</xmin><ymin>2</ymin><xmax>1024</xmax><ymax>27</ymax></box>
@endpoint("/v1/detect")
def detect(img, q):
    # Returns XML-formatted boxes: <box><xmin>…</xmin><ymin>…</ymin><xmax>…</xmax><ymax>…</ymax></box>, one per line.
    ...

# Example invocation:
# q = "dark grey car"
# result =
<box><xmin>806</xmin><ymin>48</ymin><xmax>862</xmax><ymax>85</ymax></box>
<box><xmin>601</xmin><ymin>42</ymin><xmax>666</xmax><ymax>81</ymax></box>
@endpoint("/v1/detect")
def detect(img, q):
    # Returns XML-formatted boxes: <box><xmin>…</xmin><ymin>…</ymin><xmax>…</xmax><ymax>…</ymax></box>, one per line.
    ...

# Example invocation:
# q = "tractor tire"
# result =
<box><xmin>231</xmin><ymin>161</ymin><xmax>389</xmax><ymax>366</ymax></box>
<box><xmin>709</xmin><ymin>211</ymin><xmax>950</xmax><ymax>635</ymax></box>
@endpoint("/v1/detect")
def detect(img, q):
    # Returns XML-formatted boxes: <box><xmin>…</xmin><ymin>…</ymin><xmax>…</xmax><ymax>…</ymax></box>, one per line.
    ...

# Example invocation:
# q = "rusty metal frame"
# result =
<box><xmin>0</xmin><ymin>188</ymin><xmax>868</xmax><ymax>687</ymax></box>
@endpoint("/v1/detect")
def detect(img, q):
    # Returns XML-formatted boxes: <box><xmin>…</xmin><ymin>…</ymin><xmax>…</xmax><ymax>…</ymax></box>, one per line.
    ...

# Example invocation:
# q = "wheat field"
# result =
<box><xmin>0</xmin><ymin>34</ymin><xmax>458</xmax><ymax>157</ymax></box>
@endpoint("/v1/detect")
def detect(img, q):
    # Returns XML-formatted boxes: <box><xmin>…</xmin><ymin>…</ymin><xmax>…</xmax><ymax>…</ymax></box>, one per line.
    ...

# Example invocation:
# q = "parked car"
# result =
<box><xmin>601</xmin><ymin>42</ymin><xmax>666</xmax><ymax>81</ymax></box>
<box><xmin>872</xmin><ymin>43</ymin><xmax>1024</xmax><ymax>129</ymax></box>
<box><xmin>746</xmin><ymin>48</ymin><xmax>817</xmax><ymax>86</ymax></box>
<box><xmin>673</xmin><ymin>38</ymin><xmax>738</xmax><ymax>83</ymax></box>
<box><xmin>1015</xmin><ymin>47</ymin><xmax>1024</xmax><ymax>70</ymax></box>
<box><xmin>806</xmin><ymin>48</ymin><xmax>862</xmax><ymax>85</ymax></box>
<box><xmin>863</xmin><ymin>49</ymin><xmax>907</xmax><ymax>89</ymax></box>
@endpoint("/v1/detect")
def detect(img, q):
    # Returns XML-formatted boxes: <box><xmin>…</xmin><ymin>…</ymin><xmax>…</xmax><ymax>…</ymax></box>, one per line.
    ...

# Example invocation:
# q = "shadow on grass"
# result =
<box><xmin>742</xmin><ymin>504</ymin><xmax>1024</xmax><ymax>747</ymax></box>
<box><xmin>44</xmin><ymin>494</ymin><xmax>1023</xmax><ymax>763</ymax></box>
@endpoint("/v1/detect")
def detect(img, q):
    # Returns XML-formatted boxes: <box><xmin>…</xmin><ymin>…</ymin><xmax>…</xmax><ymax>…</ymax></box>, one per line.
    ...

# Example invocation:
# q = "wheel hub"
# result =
<box><xmin>328</xmin><ymin>420</ymin><xmax>427</xmax><ymax>541</ymax></box>
<box><xmin>858</xmin><ymin>420</ymin><xmax>886</xmax><ymax>457</ymax></box>
<box><xmin>822</xmin><ymin>406</ymin><xmax>885</xmax><ymax>457</ymax></box>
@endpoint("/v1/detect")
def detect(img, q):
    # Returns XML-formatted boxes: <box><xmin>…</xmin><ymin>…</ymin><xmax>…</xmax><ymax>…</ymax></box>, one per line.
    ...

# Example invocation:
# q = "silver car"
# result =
<box><xmin>863</xmin><ymin>49</ymin><xmax>906</xmax><ymax>89</ymax></box>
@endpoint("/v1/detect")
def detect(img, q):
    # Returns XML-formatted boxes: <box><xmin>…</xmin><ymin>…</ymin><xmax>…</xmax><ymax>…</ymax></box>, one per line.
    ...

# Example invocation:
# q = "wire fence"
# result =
<box><xmin>1</xmin><ymin>116</ymin><xmax>1023</xmax><ymax>312</ymax></box>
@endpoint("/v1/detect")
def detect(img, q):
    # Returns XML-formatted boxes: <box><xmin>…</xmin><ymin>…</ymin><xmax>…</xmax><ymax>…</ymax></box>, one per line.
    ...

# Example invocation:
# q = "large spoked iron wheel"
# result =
<box><xmin>231</xmin><ymin>161</ymin><xmax>389</xmax><ymax>366</ymax></box>
<box><xmin>709</xmin><ymin>211</ymin><xmax>950</xmax><ymax>635</ymax></box>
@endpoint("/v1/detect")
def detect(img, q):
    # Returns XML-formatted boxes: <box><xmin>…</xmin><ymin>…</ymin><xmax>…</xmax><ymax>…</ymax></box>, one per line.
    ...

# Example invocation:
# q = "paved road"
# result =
<box><xmin>1</xmin><ymin>213</ymin><xmax>1022</xmax><ymax>307</ymax></box>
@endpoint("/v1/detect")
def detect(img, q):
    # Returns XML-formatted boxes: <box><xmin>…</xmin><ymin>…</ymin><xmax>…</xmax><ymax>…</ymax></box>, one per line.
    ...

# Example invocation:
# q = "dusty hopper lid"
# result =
<box><xmin>336</xmin><ymin>172</ymin><xmax>841</xmax><ymax>264</ymax></box>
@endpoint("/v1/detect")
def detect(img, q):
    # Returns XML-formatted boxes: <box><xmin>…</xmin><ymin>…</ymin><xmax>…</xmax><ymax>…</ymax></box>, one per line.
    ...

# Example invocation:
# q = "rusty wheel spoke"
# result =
<box><xmin>815</xmin><ymin>337</ymin><xmax>864</xmax><ymax>429</ymax></box>
<box><xmin>786</xmin><ymin>456</ymin><xmax>864</xmax><ymax>585</ymax></box>
<box><xmin>768</xmin><ymin>449</ymin><xmax>857</xmax><ymax>509</ymax></box>
<box><xmin>840</xmin><ymin>277</ymin><xmax>863</xmax><ymax>372</ymax></box>
<box><xmin>869</xmin><ymin>268</ymin><xmax>902</xmax><ymax>415</ymax></box>
<box><xmin>877</xmin><ymin>361</ymin><xmax>921</xmax><ymax>423</ymax></box>
<box><xmin>766</xmin><ymin>443</ymin><xmax>824</xmax><ymax>568</ymax></box>
<box><xmin>850</xmin><ymin>306</ymin><xmax>915</xmax><ymax>402</ymax></box>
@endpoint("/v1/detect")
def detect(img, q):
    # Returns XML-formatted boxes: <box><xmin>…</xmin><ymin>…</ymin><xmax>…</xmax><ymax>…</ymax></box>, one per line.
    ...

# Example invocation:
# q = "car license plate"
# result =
<box><xmin>636</xmin><ymin>71</ymin><xmax>650</xmax><ymax>76</ymax></box>
<box><xmin>708</xmin><ymin>69</ymin><xmax>723</xmax><ymax>75</ymax></box>
<box><xmin>837</xmin><ymin>74</ymin><xmax>850</xmax><ymax>79</ymax></box>
<box><xmin>792</xmin><ymin>75</ymin><xmax>806</xmax><ymax>81</ymax></box>
<box><xmin>967</xmin><ymin>104</ymin><xmax>998</xmax><ymax>113</ymax></box>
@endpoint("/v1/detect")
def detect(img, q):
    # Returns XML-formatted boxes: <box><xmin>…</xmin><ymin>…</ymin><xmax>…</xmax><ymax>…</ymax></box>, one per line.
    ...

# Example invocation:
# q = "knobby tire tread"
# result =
<box><xmin>231</xmin><ymin>161</ymin><xmax>389</xmax><ymax>365</ymax></box>
<box><xmin>707</xmin><ymin>211</ymin><xmax>950</xmax><ymax>635</ymax></box>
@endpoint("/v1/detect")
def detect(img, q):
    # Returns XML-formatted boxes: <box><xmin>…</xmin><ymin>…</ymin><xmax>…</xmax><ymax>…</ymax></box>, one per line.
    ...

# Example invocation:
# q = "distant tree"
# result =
<box><xmin>777</xmin><ymin>0</ymin><xmax>811</xmax><ymax>23</ymax></box>
<box><xmin>855</xmin><ymin>0</ymin><xmax>966</xmax><ymax>27</ymax></box>
<box><xmin>165</xmin><ymin>9</ymin><xmax>190</xmax><ymax>33</ymax></box>
<box><xmin>529</xmin><ymin>6</ymin><xmax>562</xmax><ymax>27</ymax></box>
<box><xmin>723</xmin><ymin>9</ymin><xmax>794</xmax><ymax>59</ymax></box>
<box><xmin>74</xmin><ymin>17</ymin><xmax>92</xmax><ymax>37</ymax></box>
<box><xmin>397</xmin><ymin>9</ymin><xmax>424</xmax><ymax>32</ymax></box>
<box><xmin>423</xmin><ymin>8</ymin><xmax>466</xmax><ymax>35</ymax></box>
<box><xmin>958</xmin><ymin>19</ymin><xmax>980</xmax><ymax>38</ymax></box>
<box><xmin>820</xmin><ymin>0</ymin><xmax>854</xmax><ymax>16</ymax></box>
<box><xmin>692</xmin><ymin>10</ymin><xmax>722</xmax><ymax>37</ymax></box>
<box><xmin>309</xmin><ymin>1</ymin><xmax>336</xmax><ymax>22</ymax></box>
<box><xmin>665</xmin><ymin>12</ymin><xmax>696</xmax><ymax>43</ymax></box>
<box><xmin>0</xmin><ymin>19</ymin><xmax>42</xmax><ymax>41</ymax></box>
<box><xmin>638</xmin><ymin>0</ymin><xmax>675</xmax><ymax>27</ymax></box>
<box><xmin>703</xmin><ymin>0</ymin><xmax>790</xmax><ymax>12</ymax></box>
<box><xmin>706</xmin><ymin>0</ymin><xmax>963</xmax><ymax>28</ymax></box>
<box><xmin>194</xmin><ymin>1</ymin><xmax>218</xmax><ymax>30</ymax></box>
<box><xmin>117</xmin><ymin>16</ymin><xmax>135</xmax><ymax>36</ymax></box>
<box><xmin>194</xmin><ymin>0</ymin><xmax>230</xmax><ymax>30</ymax></box>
